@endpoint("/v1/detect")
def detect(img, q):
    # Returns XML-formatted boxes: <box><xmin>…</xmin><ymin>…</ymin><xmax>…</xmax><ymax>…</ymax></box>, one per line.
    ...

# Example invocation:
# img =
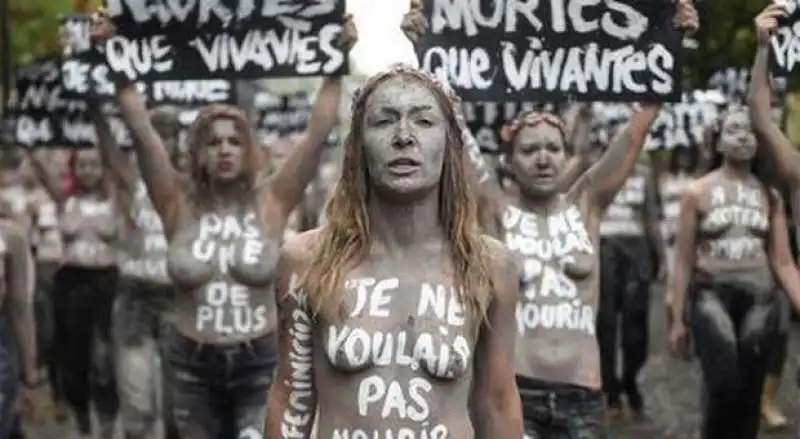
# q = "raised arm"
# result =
<box><xmin>92</xmin><ymin>11</ymin><xmax>183</xmax><ymax>235</ymax></box>
<box><xmin>667</xmin><ymin>185</ymin><xmax>699</xmax><ymax>341</ymax></box>
<box><xmin>644</xmin><ymin>165</ymin><xmax>666</xmax><ymax>276</ymax></box>
<box><xmin>766</xmin><ymin>189</ymin><xmax>800</xmax><ymax>313</ymax></box>
<box><xmin>5</xmin><ymin>225</ymin><xmax>37</xmax><ymax>387</ymax></box>
<box><xmin>573</xmin><ymin>103</ymin><xmax>662</xmax><ymax>211</ymax></box>
<box><xmin>267</xmin><ymin>16</ymin><xmax>357</xmax><ymax>221</ymax></box>
<box><xmin>265</xmin><ymin>240</ymin><xmax>317</xmax><ymax>439</ymax></box>
<box><xmin>556</xmin><ymin>103</ymin><xmax>593</xmax><ymax>192</ymax></box>
<box><xmin>748</xmin><ymin>4</ymin><xmax>800</xmax><ymax>186</ymax></box>
<box><xmin>471</xmin><ymin>241</ymin><xmax>523</xmax><ymax>439</ymax></box>
<box><xmin>27</xmin><ymin>151</ymin><xmax>66</xmax><ymax>205</ymax></box>
<box><xmin>87</xmin><ymin>101</ymin><xmax>135</xmax><ymax>192</ymax></box>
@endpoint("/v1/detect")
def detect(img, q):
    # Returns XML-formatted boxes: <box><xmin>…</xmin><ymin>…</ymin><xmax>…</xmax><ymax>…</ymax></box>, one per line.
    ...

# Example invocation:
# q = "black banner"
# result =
<box><xmin>103</xmin><ymin>0</ymin><xmax>348</xmax><ymax>82</ymax></box>
<box><xmin>770</xmin><ymin>0</ymin><xmax>800</xmax><ymax>76</ymax></box>
<box><xmin>253</xmin><ymin>90</ymin><xmax>311</xmax><ymax>144</ymax></box>
<box><xmin>706</xmin><ymin>67</ymin><xmax>786</xmax><ymax>124</ymax></box>
<box><xmin>14</xmin><ymin>59</ymin><xmax>65</xmax><ymax>147</ymax></box>
<box><xmin>416</xmin><ymin>0</ymin><xmax>683</xmax><ymax>102</ymax></box>
<box><xmin>645</xmin><ymin>90</ymin><xmax>723</xmax><ymax>150</ymax></box>
<box><xmin>13</xmin><ymin>58</ymin><xmax>132</xmax><ymax>148</ymax></box>
<box><xmin>460</xmin><ymin>101</ymin><xmax>563</xmax><ymax>153</ymax></box>
<box><xmin>60</xmin><ymin>14</ymin><xmax>238</xmax><ymax>106</ymax></box>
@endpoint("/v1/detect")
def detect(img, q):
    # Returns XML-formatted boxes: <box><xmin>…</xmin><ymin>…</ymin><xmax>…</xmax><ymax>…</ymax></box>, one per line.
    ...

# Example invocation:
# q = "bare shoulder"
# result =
<box><xmin>282</xmin><ymin>228</ymin><xmax>324</xmax><ymax>266</ymax></box>
<box><xmin>683</xmin><ymin>173</ymin><xmax>714</xmax><ymax>201</ymax></box>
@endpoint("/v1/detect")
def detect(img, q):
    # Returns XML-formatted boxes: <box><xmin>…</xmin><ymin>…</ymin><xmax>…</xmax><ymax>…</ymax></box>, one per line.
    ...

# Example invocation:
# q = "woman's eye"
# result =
<box><xmin>417</xmin><ymin>119</ymin><xmax>433</xmax><ymax>127</ymax></box>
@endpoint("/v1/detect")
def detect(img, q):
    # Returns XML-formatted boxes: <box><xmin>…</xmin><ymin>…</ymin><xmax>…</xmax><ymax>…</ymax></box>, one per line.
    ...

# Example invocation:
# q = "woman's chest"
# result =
<box><xmin>168</xmin><ymin>210</ymin><xmax>279</xmax><ymax>287</ymax></box>
<box><xmin>320</xmin><ymin>268</ymin><xmax>476</xmax><ymax>381</ymax></box>
<box><xmin>501</xmin><ymin>204</ymin><xmax>595</xmax><ymax>285</ymax></box>
<box><xmin>61</xmin><ymin>197</ymin><xmax>116</xmax><ymax>236</ymax></box>
<box><xmin>698</xmin><ymin>183</ymin><xmax>769</xmax><ymax>236</ymax></box>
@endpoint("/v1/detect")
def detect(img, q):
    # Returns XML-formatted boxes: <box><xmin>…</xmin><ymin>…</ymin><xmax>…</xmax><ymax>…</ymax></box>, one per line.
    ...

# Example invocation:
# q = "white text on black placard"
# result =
<box><xmin>104</xmin><ymin>0</ymin><xmax>348</xmax><ymax>82</ymax></box>
<box><xmin>416</xmin><ymin>0</ymin><xmax>683</xmax><ymax>102</ymax></box>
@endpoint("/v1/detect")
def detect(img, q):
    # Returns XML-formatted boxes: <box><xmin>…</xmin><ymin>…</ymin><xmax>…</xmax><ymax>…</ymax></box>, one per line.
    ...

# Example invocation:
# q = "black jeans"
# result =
<box><xmin>0</xmin><ymin>320</ymin><xmax>19</xmax><ymax>439</ymax></box>
<box><xmin>692</xmin><ymin>273</ymin><xmax>777</xmax><ymax>439</ymax></box>
<box><xmin>52</xmin><ymin>265</ymin><xmax>120</xmax><ymax>436</ymax></box>
<box><xmin>35</xmin><ymin>264</ymin><xmax>59</xmax><ymax>403</ymax></box>
<box><xmin>766</xmin><ymin>288</ymin><xmax>790</xmax><ymax>375</ymax></box>
<box><xmin>596</xmin><ymin>237</ymin><xmax>652</xmax><ymax>407</ymax></box>
<box><xmin>113</xmin><ymin>278</ymin><xmax>177</xmax><ymax>439</ymax></box>
<box><xmin>518</xmin><ymin>376</ymin><xmax>607</xmax><ymax>439</ymax></box>
<box><xmin>164</xmin><ymin>329</ymin><xmax>277</xmax><ymax>439</ymax></box>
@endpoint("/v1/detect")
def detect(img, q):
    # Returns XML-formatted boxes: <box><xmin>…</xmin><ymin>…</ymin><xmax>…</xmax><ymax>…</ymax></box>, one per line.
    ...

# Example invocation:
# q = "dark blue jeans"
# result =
<box><xmin>0</xmin><ymin>320</ymin><xmax>19</xmax><ymax>439</ymax></box>
<box><xmin>518</xmin><ymin>376</ymin><xmax>608</xmax><ymax>439</ymax></box>
<box><xmin>164</xmin><ymin>329</ymin><xmax>277</xmax><ymax>439</ymax></box>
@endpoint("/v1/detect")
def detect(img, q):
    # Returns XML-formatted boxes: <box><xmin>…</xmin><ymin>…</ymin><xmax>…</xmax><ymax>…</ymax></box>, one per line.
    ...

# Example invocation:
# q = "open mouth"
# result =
<box><xmin>387</xmin><ymin>157</ymin><xmax>421</xmax><ymax>175</ymax></box>
<box><xmin>217</xmin><ymin>160</ymin><xmax>233</xmax><ymax>171</ymax></box>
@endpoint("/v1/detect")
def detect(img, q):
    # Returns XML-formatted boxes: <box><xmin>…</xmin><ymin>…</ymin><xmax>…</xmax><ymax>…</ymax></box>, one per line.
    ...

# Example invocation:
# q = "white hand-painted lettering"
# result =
<box><xmin>504</xmin><ymin>205</ymin><xmax>596</xmax><ymax>336</ymax></box>
<box><xmin>421</xmin><ymin>0</ymin><xmax>673</xmax><ymax>99</ymax></box>
<box><xmin>771</xmin><ymin>21</ymin><xmax>800</xmax><ymax>73</ymax></box>
<box><xmin>195</xmin><ymin>281</ymin><xmax>268</xmax><ymax>334</ymax></box>
<box><xmin>347</xmin><ymin>277</ymin><xmax>397</xmax><ymax>318</ymax></box>
<box><xmin>190</xmin><ymin>24</ymin><xmax>343</xmax><ymax>75</ymax></box>
<box><xmin>332</xmin><ymin>424</ymin><xmax>448</xmax><ymax>439</ymax></box>
<box><xmin>281</xmin><ymin>273</ymin><xmax>315</xmax><ymax>439</ymax></box>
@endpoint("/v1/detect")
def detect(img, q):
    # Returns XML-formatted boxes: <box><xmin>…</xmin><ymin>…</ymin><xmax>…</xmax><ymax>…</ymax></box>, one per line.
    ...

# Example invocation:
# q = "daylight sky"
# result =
<box><xmin>347</xmin><ymin>0</ymin><xmax>418</xmax><ymax>76</ymax></box>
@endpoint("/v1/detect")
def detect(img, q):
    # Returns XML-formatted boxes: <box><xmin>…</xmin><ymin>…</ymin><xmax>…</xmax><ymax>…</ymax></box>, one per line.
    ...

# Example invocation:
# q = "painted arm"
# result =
<box><xmin>471</xmin><ymin>242</ymin><xmax>523</xmax><ymax>439</ymax></box>
<box><xmin>767</xmin><ymin>190</ymin><xmax>800</xmax><ymax>312</ymax></box>
<box><xmin>6</xmin><ymin>226</ymin><xmax>37</xmax><ymax>384</ymax></box>
<box><xmin>27</xmin><ymin>152</ymin><xmax>66</xmax><ymax>205</ymax></box>
<box><xmin>87</xmin><ymin>101</ymin><xmax>135</xmax><ymax>192</ymax></box>
<box><xmin>573</xmin><ymin>104</ymin><xmax>662</xmax><ymax>213</ymax></box>
<box><xmin>266</xmin><ymin>241</ymin><xmax>317</xmax><ymax>439</ymax></box>
<box><xmin>644</xmin><ymin>167</ymin><xmax>666</xmax><ymax>270</ymax></box>
<box><xmin>116</xmin><ymin>82</ymin><xmax>183</xmax><ymax>237</ymax></box>
<box><xmin>267</xmin><ymin>76</ymin><xmax>342</xmax><ymax>221</ymax></box>
<box><xmin>748</xmin><ymin>44</ymin><xmax>800</xmax><ymax>186</ymax></box>
<box><xmin>667</xmin><ymin>185</ymin><xmax>699</xmax><ymax>323</ymax></box>
<box><xmin>557</xmin><ymin>103</ymin><xmax>593</xmax><ymax>192</ymax></box>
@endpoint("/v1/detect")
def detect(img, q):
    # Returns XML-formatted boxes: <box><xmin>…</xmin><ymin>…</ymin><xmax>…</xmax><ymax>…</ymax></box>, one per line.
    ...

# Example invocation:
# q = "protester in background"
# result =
<box><xmin>668</xmin><ymin>104</ymin><xmax>800</xmax><ymax>439</ymax></box>
<box><xmin>87</xmin><ymin>102</ymin><xmax>182</xmax><ymax>439</ymax></box>
<box><xmin>747</xmin><ymin>5</ymin><xmax>800</xmax><ymax>429</ymax></box>
<box><xmin>597</xmin><ymin>151</ymin><xmax>665</xmax><ymax>420</ymax></box>
<box><xmin>266</xmin><ymin>62</ymin><xmax>523</xmax><ymax>439</ymax></box>
<box><xmin>0</xmin><ymin>198</ymin><xmax>38</xmax><ymax>439</ymax></box>
<box><xmin>93</xmin><ymin>9</ymin><xmax>355</xmax><ymax>438</ymax></box>
<box><xmin>400</xmin><ymin>1</ymin><xmax>696</xmax><ymax>435</ymax></box>
<box><xmin>30</xmin><ymin>144</ymin><xmax>121</xmax><ymax>439</ymax></box>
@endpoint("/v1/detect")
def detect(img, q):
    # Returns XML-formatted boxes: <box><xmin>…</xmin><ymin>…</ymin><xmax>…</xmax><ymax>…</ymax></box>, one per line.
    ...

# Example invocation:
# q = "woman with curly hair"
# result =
<box><xmin>266</xmin><ymin>64</ymin><xmax>523</xmax><ymax>439</ymax></box>
<box><xmin>92</xmin><ymin>10</ymin><xmax>357</xmax><ymax>439</ymax></box>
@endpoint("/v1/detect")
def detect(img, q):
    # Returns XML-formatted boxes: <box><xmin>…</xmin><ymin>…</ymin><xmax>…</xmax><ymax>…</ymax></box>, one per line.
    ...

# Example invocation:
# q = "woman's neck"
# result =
<box><xmin>518</xmin><ymin>191</ymin><xmax>561</xmax><ymax>216</ymax></box>
<box><xmin>368</xmin><ymin>189</ymin><xmax>443</xmax><ymax>257</ymax></box>
<box><xmin>200</xmin><ymin>179</ymin><xmax>251</xmax><ymax>211</ymax></box>
<box><xmin>720</xmin><ymin>159</ymin><xmax>751</xmax><ymax>181</ymax></box>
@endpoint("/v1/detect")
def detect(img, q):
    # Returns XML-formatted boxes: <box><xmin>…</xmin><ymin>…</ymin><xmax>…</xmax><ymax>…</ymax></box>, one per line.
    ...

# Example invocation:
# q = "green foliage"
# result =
<box><xmin>4</xmin><ymin>0</ymin><xmax>74</xmax><ymax>69</ymax></box>
<box><xmin>684</xmin><ymin>0</ymin><xmax>770</xmax><ymax>87</ymax></box>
